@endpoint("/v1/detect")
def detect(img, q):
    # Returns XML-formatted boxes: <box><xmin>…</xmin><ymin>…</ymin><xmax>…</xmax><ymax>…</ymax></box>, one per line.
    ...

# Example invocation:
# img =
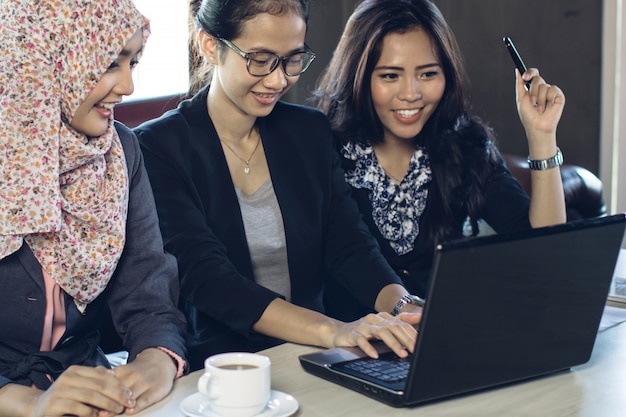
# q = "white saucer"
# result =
<box><xmin>180</xmin><ymin>390</ymin><xmax>298</xmax><ymax>417</ymax></box>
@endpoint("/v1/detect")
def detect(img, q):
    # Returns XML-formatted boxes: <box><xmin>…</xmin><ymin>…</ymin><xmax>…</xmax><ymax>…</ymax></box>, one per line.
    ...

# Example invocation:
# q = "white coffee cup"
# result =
<box><xmin>197</xmin><ymin>352</ymin><xmax>271</xmax><ymax>417</ymax></box>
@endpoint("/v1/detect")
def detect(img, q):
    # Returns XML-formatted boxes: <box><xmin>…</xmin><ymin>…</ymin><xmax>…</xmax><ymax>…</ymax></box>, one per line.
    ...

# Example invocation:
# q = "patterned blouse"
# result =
<box><xmin>341</xmin><ymin>142</ymin><xmax>431</xmax><ymax>255</ymax></box>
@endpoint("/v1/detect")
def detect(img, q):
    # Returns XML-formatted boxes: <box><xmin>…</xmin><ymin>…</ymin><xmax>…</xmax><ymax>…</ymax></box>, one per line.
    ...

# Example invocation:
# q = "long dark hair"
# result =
<box><xmin>188</xmin><ymin>0</ymin><xmax>310</xmax><ymax>95</ymax></box>
<box><xmin>314</xmin><ymin>0</ymin><xmax>500</xmax><ymax>245</ymax></box>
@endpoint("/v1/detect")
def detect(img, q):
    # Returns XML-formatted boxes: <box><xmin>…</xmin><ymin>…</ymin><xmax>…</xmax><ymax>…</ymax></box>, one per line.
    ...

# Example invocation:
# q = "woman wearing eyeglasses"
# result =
<box><xmin>135</xmin><ymin>0</ymin><xmax>422</xmax><ymax>371</ymax></box>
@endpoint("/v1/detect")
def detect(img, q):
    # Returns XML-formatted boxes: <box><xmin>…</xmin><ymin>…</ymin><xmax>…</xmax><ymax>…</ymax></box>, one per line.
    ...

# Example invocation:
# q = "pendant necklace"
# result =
<box><xmin>220</xmin><ymin>135</ymin><xmax>261</xmax><ymax>174</ymax></box>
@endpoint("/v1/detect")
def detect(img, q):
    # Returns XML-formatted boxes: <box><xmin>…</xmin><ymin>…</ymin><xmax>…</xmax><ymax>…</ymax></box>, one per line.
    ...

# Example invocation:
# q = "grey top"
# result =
<box><xmin>235</xmin><ymin>179</ymin><xmax>291</xmax><ymax>301</ymax></box>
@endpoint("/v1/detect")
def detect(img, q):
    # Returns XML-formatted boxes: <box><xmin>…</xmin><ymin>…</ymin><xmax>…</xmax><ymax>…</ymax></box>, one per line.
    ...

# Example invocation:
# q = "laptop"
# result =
<box><xmin>300</xmin><ymin>214</ymin><xmax>626</xmax><ymax>407</ymax></box>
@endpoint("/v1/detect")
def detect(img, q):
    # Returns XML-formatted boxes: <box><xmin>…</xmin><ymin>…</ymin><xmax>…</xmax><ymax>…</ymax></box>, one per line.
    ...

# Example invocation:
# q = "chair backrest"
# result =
<box><xmin>114</xmin><ymin>93</ymin><xmax>187</xmax><ymax>129</ymax></box>
<box><xmin>502</xmin><ymin>153</ymin><xmax>606</xmax><ymax>221</ymax></box>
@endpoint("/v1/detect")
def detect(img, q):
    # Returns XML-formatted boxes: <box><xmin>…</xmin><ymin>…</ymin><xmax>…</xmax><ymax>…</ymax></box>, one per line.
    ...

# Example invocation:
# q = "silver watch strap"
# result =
<box><xmin>527</xmin><ymin>147</ymin><xmax>563</xmax><ymax>170</ymax></box>
<box><xmin>391</xmin><ymin>294</ymin><xmax>425</xmax><ymax>316</ymax></box>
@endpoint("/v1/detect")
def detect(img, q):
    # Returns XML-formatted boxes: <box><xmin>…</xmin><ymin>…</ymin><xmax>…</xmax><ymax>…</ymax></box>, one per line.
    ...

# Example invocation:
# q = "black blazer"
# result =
<box><xmin>136</xmin><ymin>87</ymin><xmax>402</xmax><ymax>370</ymax></box>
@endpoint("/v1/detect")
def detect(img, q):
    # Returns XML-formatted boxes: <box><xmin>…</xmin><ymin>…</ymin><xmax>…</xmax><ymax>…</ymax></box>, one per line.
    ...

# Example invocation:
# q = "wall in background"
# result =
<box><xmin>436</xmin><ymin>0</ymin><xmax>602</xmax><ymax>175</ymax></box>
<box><xmin>282</xmin><ymin>0</ymin><xmax>360</xmax><ymax>106</ymax></box>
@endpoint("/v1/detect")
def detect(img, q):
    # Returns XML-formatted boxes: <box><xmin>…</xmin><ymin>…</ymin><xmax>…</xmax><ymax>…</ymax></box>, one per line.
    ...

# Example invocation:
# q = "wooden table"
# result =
<box><xmin>135</xmin><ymin>317</ymin><xmax>626</xmax><ymax>417</ymax></box>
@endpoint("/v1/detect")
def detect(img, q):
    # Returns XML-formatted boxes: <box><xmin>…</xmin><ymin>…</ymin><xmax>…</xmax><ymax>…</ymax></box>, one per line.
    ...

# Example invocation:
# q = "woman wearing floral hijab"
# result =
<box><xmin>0</xmin><ymin>0</ymin><xmax>186</xmax><ymax>415</ymax></box>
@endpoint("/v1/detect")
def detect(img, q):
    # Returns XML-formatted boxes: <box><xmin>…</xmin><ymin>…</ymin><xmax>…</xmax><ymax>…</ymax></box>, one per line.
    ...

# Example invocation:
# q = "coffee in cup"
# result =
<box><xmin>218</xmin><ymin>364</ymin><xmax>258</xmax><ymax>371</ymax></box>
<box><xmin>198</xmin><ymin>352</ymin><xmax>271</xmax><ymax>417</ymax></box>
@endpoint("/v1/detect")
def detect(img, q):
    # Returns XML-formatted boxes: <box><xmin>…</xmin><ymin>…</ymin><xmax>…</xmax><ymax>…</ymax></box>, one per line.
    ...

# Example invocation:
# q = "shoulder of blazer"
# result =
<box><xmin>134</xmin><ymin>102</ymin><xmax>194</xmax><ymax>139</ymax></box>
<box><xmin>134</xmin><ymin>91</ymin><xmax>213</xmax><ymax>155</ymax></box>
<box><xmin>266</xmin><ymin>101</ymin><xmax>334</xmax><ymax>150</ymax></box>
<box><xmin>270</xmin><ymin>101</ymin><xmax>329</xmax><ymax>125</ymax></box>
<box><xmin>115</xmin><ymin>121</ymin><xmax>141</xmax><ymax>176</ymax></box>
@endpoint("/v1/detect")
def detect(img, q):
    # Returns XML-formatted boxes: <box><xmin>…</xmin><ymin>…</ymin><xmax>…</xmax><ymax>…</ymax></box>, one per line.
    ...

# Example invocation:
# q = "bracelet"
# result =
<box><xmin>527</xmin><ymin>147</ymin><xmax>563</xmax><ymax>170</ymax></box>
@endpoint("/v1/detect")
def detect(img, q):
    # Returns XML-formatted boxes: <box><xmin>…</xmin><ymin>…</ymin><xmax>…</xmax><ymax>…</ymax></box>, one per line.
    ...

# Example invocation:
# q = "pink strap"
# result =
<box><xmin>40</xmin><ymin>269</ymin><xmax>67</xmax><ymax>351</ymax></box>
<box><xmin>156</xmin><ymin>347</ymin><xmax>187</xmax><ymax>379</ymax></box>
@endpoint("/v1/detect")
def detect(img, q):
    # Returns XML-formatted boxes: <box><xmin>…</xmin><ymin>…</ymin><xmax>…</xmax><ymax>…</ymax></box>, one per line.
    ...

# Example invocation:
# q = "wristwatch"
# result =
<box><xmin>391</xmin><ymin>294</ymin><xmax>425</xmax><ymax>316</ymax></box>
<box><xmin>527</xmin><ymin>147</ymin><xmax>563</xmax><ymax>170</ymax></box>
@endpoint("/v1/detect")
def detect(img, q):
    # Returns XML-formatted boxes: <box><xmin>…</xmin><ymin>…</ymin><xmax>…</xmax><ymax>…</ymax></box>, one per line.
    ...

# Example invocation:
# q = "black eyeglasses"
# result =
<box><xmin>218</xmin><ymin>38</ymin><xmax>316</xmax><ymax>77</ymax></box>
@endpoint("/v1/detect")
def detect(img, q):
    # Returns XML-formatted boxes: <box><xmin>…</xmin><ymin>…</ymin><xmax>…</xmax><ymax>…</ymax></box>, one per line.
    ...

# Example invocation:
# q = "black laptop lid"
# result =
<box><xmin>405</xmin><ymin>214</ymin><xmax>626</xmax><ymax>404</ymax></box>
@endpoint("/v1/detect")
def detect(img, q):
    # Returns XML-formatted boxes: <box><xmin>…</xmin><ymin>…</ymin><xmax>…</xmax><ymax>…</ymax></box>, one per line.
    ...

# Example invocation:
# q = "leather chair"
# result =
<box><xmin>502</xmin><ymin>153</ymin><xmax>606</xmax><ymax>221</ymax></box>
<box><xmin>114</xmin><ymin>93</ymin><xmax>187</xmax><ymax>129</ymax></box>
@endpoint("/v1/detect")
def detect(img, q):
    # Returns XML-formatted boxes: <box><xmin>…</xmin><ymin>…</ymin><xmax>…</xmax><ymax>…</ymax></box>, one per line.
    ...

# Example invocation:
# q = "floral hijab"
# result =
<box><xmin>0</xmin><ymin>0</ymin><xmax>149</xmax><ymax>312</ymax></box>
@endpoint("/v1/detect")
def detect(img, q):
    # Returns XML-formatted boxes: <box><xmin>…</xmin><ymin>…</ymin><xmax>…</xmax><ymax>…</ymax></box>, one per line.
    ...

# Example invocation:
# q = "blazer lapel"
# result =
<box><xmin>15</xmin><ymin>244</ymin><xmax>45</xmax><ymax>292</ymax></box>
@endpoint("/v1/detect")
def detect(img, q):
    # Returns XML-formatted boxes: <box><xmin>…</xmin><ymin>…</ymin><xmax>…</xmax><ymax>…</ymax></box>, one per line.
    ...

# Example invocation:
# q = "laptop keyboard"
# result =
<box><xmin>341</xmin><ymin>355</ymin><xmax>411</xmax><ymax>383</ymax></box>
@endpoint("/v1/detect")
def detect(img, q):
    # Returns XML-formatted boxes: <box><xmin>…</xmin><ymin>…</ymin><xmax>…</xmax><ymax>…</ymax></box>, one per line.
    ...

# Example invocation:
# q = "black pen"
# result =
<box><xmin>503</xmin><ymin>36</ymin><xmax>531</xmax><ymax>90</ymax></box>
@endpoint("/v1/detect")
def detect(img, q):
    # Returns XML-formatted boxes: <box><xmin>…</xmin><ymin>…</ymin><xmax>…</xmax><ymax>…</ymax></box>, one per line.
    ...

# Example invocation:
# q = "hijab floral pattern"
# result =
<box><xmin>0</xmin><ymin>0</ymin><xmax>149</xmax><ymax>312</ymax></box>
<box><xmin>341</xmin><ymin>142</ymin><xmax>431</xmax><ymax>256</ymax></box>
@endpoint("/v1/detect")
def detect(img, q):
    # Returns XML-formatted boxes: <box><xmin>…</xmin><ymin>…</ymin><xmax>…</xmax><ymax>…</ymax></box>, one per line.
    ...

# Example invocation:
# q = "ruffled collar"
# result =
<box><xmin>341</xmin><ymin>142</ymin><xmax>431</xmax><ymax>255</ymax></box>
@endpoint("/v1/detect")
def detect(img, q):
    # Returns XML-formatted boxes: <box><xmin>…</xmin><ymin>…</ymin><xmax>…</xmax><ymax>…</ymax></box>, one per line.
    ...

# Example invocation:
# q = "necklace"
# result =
<box><xmin>383</xmin><ymin>167</ymin><xmax>404</xmax><ymax>184</ymax></box>
<box><xmin>374</xmin><ymin>147</ymin><xmax>411</xmax><ymax>185</ymax></box>
<box><xmin>220</xmin><ymin>135</ymin><xmax>261</xmax><ymax>174</ymax></box>
<box><xmin>379</xmin><ymin>162</ymin><xmax>405</xmax><ymax>184</ymax></box>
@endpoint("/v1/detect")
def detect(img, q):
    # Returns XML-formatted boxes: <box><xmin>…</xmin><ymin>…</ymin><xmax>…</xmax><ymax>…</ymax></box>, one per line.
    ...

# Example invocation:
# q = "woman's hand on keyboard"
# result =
<box><xmin>332</xmin><ymin>312</ymin><xmax>419</xmax><ymax>359</ymax></box>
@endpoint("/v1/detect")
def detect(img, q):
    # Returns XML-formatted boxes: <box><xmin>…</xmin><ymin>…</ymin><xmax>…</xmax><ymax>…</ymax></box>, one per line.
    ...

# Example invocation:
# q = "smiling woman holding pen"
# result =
<box><xmin>314</xmin><ymin>0</ymin><xmax>567</xmax><ymax>320</ymax></box>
